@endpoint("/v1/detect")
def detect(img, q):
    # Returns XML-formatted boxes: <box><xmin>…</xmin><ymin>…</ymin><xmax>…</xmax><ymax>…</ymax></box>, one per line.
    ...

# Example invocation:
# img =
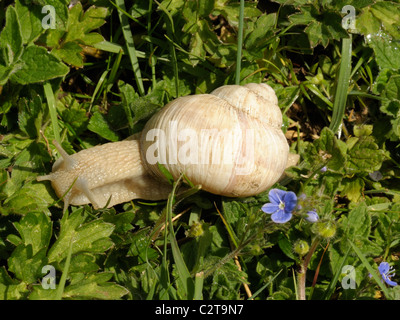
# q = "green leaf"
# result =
<box><xmin>61</xmin><ymin>253</ymin><xmax>99</xmax><ymax>274</ymax></box>
<box><xmin>0</xmin><ymin>64</ymin><xmax>14</xmax><ymax>85</ymax></box>
<box><xmin>369</xmin><ymin>2</ymin><xmax>400</xmax><ymax>39</ymax></box>
<box><xmin>35</xmin><ymin>0</ymin><xmax>69</xmax><ymax>30</ymax></box>
<box><xmin>1</xmin><ymin>141</ymin><xmax>53</xmax><ymax>216</ymax></box>
<box><xmin>11</xmin><ymin>45</ymin><xmax>69</xmax><ymax>84</ymax></box>
<box><xmin>341</xmin><ymin>177</ymin><xmax>365</xmax><ymax>202</ymax></box>
<box><xmin>13</xmin><ymin>212</ymin><xmax>52</xmax><ymax>255</ymax></box>
<box><xmin>4</xmin><ymin>182</ymin><xmax>54</xmax><ymax>216</ymax></box>
<box><xmin>347</xmin><ymin>136</ymin><xmax>386</xmax><ymax>173</ymax></box>
<box><xmin>58</xmin><ymin>96</ymin><xmax>89</xmax><ymax>136</ymax></box>
<box><xmin>15</xmin><ymin>0</ymin><xmax>44</xmax><ymax>44</ymax></box>
<box><xmin>214</xmin><ymin>2</ymin><xmax>261</xmax><ymax>28</ymax></box>
<box><xmin>47</xmin><ymin>208</ymin><xmax>115</xmax><ymax>264</ymax></box>
<box><xmin>102</xmin><ymin>210</ymin><xmax>135</xmax><ymax>234</ymax></box>
<box><xmin>341</xmin><ymin>202</ymin><xmax>370</xmax><ymax>239</ymax></box>
<box><xmin>289</xmin><ymin>6</ymin><xmax>347</xmax><ymax>48</ymax></box>
<box><xmin>374</xmin><ymin>209</ymin><xmax>400</xmax><ymax>248</ymax></box>
<box><xmin>51</xmin><ymin>42</ymin><xmax>84</xmax><ymax>68</ymax></box>
<box><xmin>65</xmin><ymin>3</ymin><xmax>108</xmax><ymax>44</ymax></box>
<box><xmin>118</xmin><ymin>81</ymin><xmax>162</xmax><ymax>129</ymax></box>
<box><xmin>127</xmin><ymin>229</ymin><xmax>158</xmax><ymax>263</ymax></box>
<box><xmin>29</xmin><ymin>272</ymin><xmax>128</xmax><ymax>300</ymax></box>
<box><xmin>374</xmin><ymin>72</ymin><xmax>400</xmax><ymax>130</ymax></box>
<box><xmin>315</xmin><ymin>127</ymin><xmax>347</xmax><ymax>171</ymax></box>
<box><xmin>244</xmin><ymin>13</ymin><xmax>276</xmax><ymax>55</ymax></box>
<box><xmin>366</xmin><ymin>33</ymin><xmax>400</xmax><ymax>70</ymax></box>
<box><xmin>42</xmin><ymin>2</ymin><xmax>108</xmax><ymax>67</ymax></box>
<box><xmin>206</xmin><ymin>257</ymin><xmax>246</xmax><ymax>299</ymax></box>
<box><xmin>355</xmin><ymin>2</ymin><xmax>400</xmax><ymax>39</ymax></box>
<box><xmin>8</xmin><ymin>246</ymin><xmax>47</xmax><ymax>283</ymax></box>
<box><xmin>28</xmin><ymin>286</ymin><xmax>58</xmax><ymax>300</ymax></box>
<box><xmin>186</xmin><ymin>20</ymin><xmax>220</xmax><ymax>67</ymax></box>
<box><xmin>278</xmin><ymin>234</ymin><xmax>298</xmax><ymax>261</ymax></box>
<box><xmin>0</xmin><ymin>266</ymin><xmax>29</xmax><ymax>299</ymax></box>
<box><xmin>356</xmin><ymin>7</ymin><xmax>380</xmax><ymax>36</ymax></box>
<box><xmin>17</xmin><ymin>95</ymin><xmax>44</xmax><ymax>139</ymax></box>
<box><xmin>353</xmin><ymin>124</ymin><xmax>373</xmax><ymax>137</ymax></box>
<box><xmin>63</xmin><ymin>272</ymin><xmax>128</xmax><ymax>299</ymax></box>
<box><xmin>338</xmin><ymin>202</ymin><xmax>381</xmax><ymax>257</ymax></box>
<box><xmin>0</xmin><ymin>5</ymin><xmax>23</xmax><ymax>65</ymax></box>
<box><xmin>87</xmin><ymin>112</ymin><xmax>120</xmax><ymax>142</ymax></box>
<box><xmin>385</xmin><ymin>75</ymin><xmax>400</xmax><ymax>102</ymax></box>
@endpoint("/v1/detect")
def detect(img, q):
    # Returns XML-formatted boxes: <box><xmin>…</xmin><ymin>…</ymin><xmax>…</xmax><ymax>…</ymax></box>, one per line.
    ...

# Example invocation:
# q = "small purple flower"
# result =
<box><xmin>261</xmin><ymin>189</ymin><xmax>297</xmax><ymax>223</ymax></box>
<box><xmin>296</xmin><ymin>193</ymin><xmax>307</xmax><ymax>210</ymax></box>
<box><xmin>320</xmin><ymin>166</ymin><xmax>327</xmax><ymax>173</ymax></box>
<box><xmin>305</xmin><ymin>210</ymin><xmax>319</xmax><ymax>223</ymax></box>
<box><xmin>378</xmin><ymin>262</ymin><xmax>397</xmax><ymax>287</ymax></box>
<box><xmin>369</xmin><ymin>171</ymin><xmax>383</xmax><ymax>182</ymax></box>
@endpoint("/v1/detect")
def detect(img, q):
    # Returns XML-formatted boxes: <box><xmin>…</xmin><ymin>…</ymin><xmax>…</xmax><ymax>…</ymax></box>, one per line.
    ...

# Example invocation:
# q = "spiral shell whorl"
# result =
<box><xmin>140</xmin><ymin>83</ymin><xmax>289</xmax><ymax>197</ymax></box>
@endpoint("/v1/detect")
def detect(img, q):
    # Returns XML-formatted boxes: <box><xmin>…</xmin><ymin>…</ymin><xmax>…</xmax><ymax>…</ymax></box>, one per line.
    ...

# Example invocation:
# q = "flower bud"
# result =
<box><xmin>305</xmin><ymin>210</ymin><xmax>319</xmax><ymax>223</ymax></box>
<box><xmin>247</xmin><ymin>244</ymin><xmax>263</xmax><ymax>256</ymax></box>
<box><xmin>185</xmin><ymin>222</ymin><xmax>204</xmax><ymax>238</ymax></box>
<box><xmin>312</xmin><ymin>220</ymin><xmax>336</xmax><ymax>239</ymax></box>
<box><xmin>293</xmin><ymin>240</ymin><xmax>310</xmax><ymax>257</ymax></box>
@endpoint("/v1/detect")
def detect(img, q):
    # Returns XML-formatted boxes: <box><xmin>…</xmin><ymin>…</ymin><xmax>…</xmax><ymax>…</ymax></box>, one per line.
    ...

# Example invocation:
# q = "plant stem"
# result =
<box><xmin>297</xmin><ymin>262</ymin><xmax>306</xmax><ymax>300</ymax></box>
<box><xmin>297</xmin><ymin>238</ymin><xmax>320</xmax><ymax>300</ymax></box>
<box><xmin>235</xmin><ymin>0</ymin><xmax>244</xmax><ymax>85</ymax></box>
<box><xmin>55</xmin><ymin>235</ymin><xmax>74</xmax><ymax>300</ymax></box>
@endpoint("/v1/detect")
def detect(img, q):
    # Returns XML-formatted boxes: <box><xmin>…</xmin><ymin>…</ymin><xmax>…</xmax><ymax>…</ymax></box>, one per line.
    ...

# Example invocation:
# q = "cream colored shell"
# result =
<box><xmin>140</xmin><ymin>83</ymin><xmax>289</xmax><ymax>198</ymax></box>
<box><xmin>37</xmin><ymin>83</ymin><xmax>291</xmax><ymax>210</ymax></box>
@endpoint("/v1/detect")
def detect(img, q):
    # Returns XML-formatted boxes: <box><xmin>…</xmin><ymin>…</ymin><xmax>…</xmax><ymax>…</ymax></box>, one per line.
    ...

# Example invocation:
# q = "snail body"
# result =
<box><xmin>37</xmin><ymin>83</ymin><xmax>292</xmax><ymax>210</ymax></box>
<box><xmin>37</xmin><ymin>139</ymin><xmax>173</xmax><ymax>210</ymax></box>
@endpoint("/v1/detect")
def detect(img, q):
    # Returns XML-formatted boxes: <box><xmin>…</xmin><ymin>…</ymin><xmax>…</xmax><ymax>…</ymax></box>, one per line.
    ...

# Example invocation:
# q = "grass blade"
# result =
<box><xmin>194</xmin><ymin>271</ymin><xmax>204</xmax><ymax>300</ymax></box>
<box><xmin>55</xmin><ymin>234</ymin><xmax>74</xmax><ymax>300</ymax></box>
<box><xmin>348</xmin><ymin>239</ymin><xmax>391</xmax><ymax>299</ymax></box>
<box><xmin>248</xmin><ymin>269</ymin><xmax>283</xmax><ymax>300</ymax></box>
<box><xmin>89</xmin><ymin>69</ymin><xmax>109</xmax><ymax>112</ymax></box>
<box><xmin>235</xmin><ymin>0</ymin><xmax>245</xmax><ymax>85</ymax></box>
<box><xmin>329</xmin><ymin>35</ymin><xmax>352</xmax><ymax>134</ymax></box>
<box><xmin>155</xmin><ymin>0</ymin><xmax>179</xmax><ymax>97</ymax></box>
<box><xmin>115</xmin><ymin>0</ymin><xmax>145</xmax><ymax>96</ymax></box>
<box><xmin>323</xmin><ymin>245</ymin><xmax>351</xmax><ymax>300</ymax></box>
<box><xmin>43</xmin><ymin>82</ymin><xmax>61</xmax><ymax>145</ymax></box>
<box><xmin>167</xmin><ymin>176</ymin><xmax>195</xmax><ymax>299</ymax></box>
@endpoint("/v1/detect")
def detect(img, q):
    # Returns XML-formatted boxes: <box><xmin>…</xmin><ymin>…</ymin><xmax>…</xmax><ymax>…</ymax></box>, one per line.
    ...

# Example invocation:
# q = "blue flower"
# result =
<box><xmin>261</xmin><ymin>189</ymin><xmax>297</xmax><ymax>223</ymax></box>
<box><xmin>369</xmin><ymin>170</ymin><xmax>383</xmax><ymax>182</ymax></box>
<box><xmin>378</xmin><ymin>262</ymin><xmax>397</xmax><ymax>287</ymax></box>
<box><xmin>296</xmin><ymin>193</ymin><xmax>307</xmax><ymax>210</ymax></box>
<box><xmin>305</xmin><ymin>210</ymin><xmax>319</xmax><ymax>223</ymax></box>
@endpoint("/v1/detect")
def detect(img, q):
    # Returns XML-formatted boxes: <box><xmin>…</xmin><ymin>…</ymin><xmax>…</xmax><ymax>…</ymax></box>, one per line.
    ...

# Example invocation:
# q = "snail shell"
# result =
<box><xmin>37</xmin><ymin>83</ymin><xmax>291</xmax><ymax>210</ymax></box>
<box><xmin>140</xmin><ymin>83</ymin><xmax>289</xmax><ymax>198</ymax></box>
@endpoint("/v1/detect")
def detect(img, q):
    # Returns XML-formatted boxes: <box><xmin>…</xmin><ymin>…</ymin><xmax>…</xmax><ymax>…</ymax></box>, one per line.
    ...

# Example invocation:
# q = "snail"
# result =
<box><xmin>37</xmin><ymin>83</ymin><xmax>296</xmax><ymax>211</ymax></box>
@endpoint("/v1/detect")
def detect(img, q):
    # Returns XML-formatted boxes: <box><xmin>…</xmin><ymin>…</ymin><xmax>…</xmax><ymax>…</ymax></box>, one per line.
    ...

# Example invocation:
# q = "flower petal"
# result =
<box><xmin>271</xmin><ymin>210</ymin><xmax>292</xmax><ymax>223</ymax></box>
<box><xmin>268</xmin><ymin>189</ymin><xmax>287</xmax><ymax>205</ymax></box>
<box><xmin>378</xmin><ymin>262</ymin><xmax>390</xmax><ymax>275</ymax></box>
<box><xmin>384</xmin><ymin>278</ymin><xmax>398</xmax><ymax>287</ymax></box>
<box><xmin>306</xmin><ymin>210</ymin><xmax>319</xmax><ymax>223</ymax></box>
<box><xmin>261</xmin><ymin>203</ymin><xmax>280</xmax><ymax>214</ymax></box>
<box><xmin>282</xmin><ymin>191</ymin><xmax>297</xmax><ymax>212</ymax></box>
